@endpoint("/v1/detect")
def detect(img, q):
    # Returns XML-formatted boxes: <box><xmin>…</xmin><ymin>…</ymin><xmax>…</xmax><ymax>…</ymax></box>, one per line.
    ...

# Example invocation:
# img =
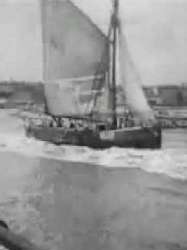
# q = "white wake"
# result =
<box><xmin>0</xmin><ymin>110</ymin><xmax>187</xmax><ymax>180</ymax></box>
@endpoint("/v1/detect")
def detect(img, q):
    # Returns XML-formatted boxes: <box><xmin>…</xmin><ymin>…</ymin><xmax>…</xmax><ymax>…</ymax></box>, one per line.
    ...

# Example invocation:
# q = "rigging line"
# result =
<box><xmin>84</xmin><ymin>0</ymin><xmax>115</xmax><ymax>116</ymax></box>
<box><xmin>86</xmin><ymin>19</ymin><xmax>113</xmax><ymax>117</ymax></box>
<box><xmin>84</xmin><ymin>47</ymin><xmax>108</xmax><ymax>115</ymax></box>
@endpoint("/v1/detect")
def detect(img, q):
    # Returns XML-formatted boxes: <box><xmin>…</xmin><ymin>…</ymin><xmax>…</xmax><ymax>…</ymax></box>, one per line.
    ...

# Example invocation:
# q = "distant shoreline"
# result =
<box><xmin>0</xmin><ymin>81</ymin><xmax>187</xmax><ymax>129</ymax></box>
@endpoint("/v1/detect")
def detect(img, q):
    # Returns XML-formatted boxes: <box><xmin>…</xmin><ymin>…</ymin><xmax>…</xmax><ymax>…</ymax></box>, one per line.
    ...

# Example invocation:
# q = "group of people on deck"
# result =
<box><xmin>118</xmin><ymin>111</ymin><xmax>135</xmax><ymax>128</ymax></box>
<box><xmin>48</xmin><ymin>117</ymin><xmax>92</xmax><ymax>130</ymax></box>
<box><xmin>45</xmin><ymin>110</ymin><xmax>135</xmax><ymax>131</ymax></box>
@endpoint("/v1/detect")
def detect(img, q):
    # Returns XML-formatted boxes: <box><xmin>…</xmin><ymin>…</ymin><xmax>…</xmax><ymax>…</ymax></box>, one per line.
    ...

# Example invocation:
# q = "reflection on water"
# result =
<box><xmin>0</xmin><ymin>110</ymin><xmax>187</xmax><ymax>250</ymax></box>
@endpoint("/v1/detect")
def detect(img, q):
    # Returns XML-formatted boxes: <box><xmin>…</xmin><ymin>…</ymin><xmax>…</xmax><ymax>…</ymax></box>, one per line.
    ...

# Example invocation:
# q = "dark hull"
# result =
<box><xmin>26</xmin><ymin>124</ymin><xmax>162</xmax><ymax>149</ymax></box>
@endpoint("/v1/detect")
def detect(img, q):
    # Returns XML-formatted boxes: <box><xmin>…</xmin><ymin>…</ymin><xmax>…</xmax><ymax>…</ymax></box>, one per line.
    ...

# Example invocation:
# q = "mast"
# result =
<box><xmin>111</xmin><ymin>0</ymin><xmax>119</xmax><ymax>129</ymax></box>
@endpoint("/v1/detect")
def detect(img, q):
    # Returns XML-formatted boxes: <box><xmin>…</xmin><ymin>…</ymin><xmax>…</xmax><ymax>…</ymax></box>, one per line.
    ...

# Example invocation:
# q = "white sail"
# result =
<box><xmin>41</xmin><ymin>0</ymin><xmax>108</xmax><ymax>116</ymax></box>
<box><xmin>118</xmin><ymin>22</ymin><xmax>156</xmax><ymax>124</ymax></box>
<box><xmin>44</xmin><ymin>77</ymin><xmax>106</xmax><ymax>116</ymax></box>
<box><xmin>44</xmin><ymin>80</ymin><xmax>86</xmax><ymax>117</ymax></box>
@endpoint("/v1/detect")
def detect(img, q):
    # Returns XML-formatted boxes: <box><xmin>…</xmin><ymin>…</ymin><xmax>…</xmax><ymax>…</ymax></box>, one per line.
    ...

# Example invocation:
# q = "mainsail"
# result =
<box><xmin>44</xmin><ymin>76</ymin><xmax>108</xmax><ymax>117</ymax></box>
<box><xmin>41</xmin><ymin>0</ymin><xmax>109</xmax><ymax>117</ymax></box>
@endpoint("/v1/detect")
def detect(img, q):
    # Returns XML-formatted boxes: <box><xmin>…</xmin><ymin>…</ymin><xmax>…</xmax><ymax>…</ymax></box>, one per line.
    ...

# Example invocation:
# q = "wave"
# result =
<box><xmin>0</xmin><ymin>131</ymin><xmax>187</xmax><ymax>180</ymax></box>
<box><xmin>0</xmin><ymin>109</ymin><xmax>187</xmax><ymax>180</ymax></box>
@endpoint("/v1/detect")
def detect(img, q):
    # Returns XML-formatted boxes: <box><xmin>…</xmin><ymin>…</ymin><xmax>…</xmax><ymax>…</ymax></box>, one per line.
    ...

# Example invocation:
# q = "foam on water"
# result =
<box><xmin>0</xmin><ymin>110</ymin><xmax>187</xmax><ymax>180</ymax></box>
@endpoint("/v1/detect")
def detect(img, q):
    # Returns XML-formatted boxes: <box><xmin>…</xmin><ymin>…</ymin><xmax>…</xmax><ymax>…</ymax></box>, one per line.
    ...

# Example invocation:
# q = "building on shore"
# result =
<box><xmin>144</xmin><ymin>84</ymin><xmax>187</xmax><ymax>107</ymax></box>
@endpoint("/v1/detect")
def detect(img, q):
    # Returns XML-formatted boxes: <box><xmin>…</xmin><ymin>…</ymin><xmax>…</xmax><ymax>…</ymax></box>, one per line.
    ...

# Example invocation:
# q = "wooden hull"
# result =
<box><xmin>25</xmin><ymin>124</ymin><xmax>162</xmax><ymax>149</ymax></box>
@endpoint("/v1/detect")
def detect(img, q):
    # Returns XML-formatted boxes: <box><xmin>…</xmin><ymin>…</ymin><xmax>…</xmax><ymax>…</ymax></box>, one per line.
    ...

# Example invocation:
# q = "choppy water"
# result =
<box><xmin>0</xmin><ymin>110</ymin><xmax>187</xmax><ymax>180</ymax></box>
<box><xmin>1</xmin><ymin>109</ymin><xmax>187</xmax><ymax>250</ymax></box>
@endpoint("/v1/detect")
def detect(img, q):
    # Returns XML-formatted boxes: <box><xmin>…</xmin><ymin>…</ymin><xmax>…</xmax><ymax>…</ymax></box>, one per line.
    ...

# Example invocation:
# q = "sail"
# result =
<box><xmin>44</xmin><ymin>76</ymin><xmax>106</xmax><ymax>117</ymax></box>
<box><xmin>118</xmin><ymin>23</ymin><xmax>156</xmax><ymax>124</ymax></box>
<box><xmin>41</xmin><ymin>0</ymin><xmax>109</xmax><ymax>116</ymax></box>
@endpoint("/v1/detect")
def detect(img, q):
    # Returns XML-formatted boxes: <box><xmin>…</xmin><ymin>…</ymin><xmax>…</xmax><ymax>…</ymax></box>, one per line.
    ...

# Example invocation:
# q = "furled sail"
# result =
<box><xmin>118</xmin><ymin>21</ymin><xmax>156</xmax><ymax>124</ymax></box>
<box><xmin>40</xmin><ymin>0</ymin><xmax>109</xmax><ymax>117</ymax></box>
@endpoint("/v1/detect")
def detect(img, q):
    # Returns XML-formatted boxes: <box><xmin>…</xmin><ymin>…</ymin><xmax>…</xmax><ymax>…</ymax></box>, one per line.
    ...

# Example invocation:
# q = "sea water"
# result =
<box><xmin>0</xmin><ymin>109</ymin><xmax>187</xmax><ymax>180</ymax></box>
<box><xmin>0</xmin><ymin>109</ymin><xmax>187</xmax><ymax>250</ymax></box>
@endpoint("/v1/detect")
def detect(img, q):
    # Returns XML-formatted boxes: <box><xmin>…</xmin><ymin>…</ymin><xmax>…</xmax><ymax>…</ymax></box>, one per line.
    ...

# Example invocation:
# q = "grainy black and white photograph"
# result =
<box><xmin>0</xmin><ymin>0</ymin><xmax>187</xmax><ymax>249</ymax></box>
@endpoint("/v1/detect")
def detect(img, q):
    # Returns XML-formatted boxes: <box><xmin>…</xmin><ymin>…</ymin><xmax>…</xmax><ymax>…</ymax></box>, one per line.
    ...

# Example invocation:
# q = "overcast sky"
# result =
<box><xmin>0</xmin><ymin>0</ymin><xmax>187</xmax><ymax>85</ymax></box>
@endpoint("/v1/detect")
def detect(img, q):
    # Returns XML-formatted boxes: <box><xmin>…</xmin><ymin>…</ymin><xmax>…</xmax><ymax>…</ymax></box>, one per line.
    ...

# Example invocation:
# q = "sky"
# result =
<box><xmin>0</xmin><ymin>0</ymin><xmax>187</xmax><ymax>85</ymax></box>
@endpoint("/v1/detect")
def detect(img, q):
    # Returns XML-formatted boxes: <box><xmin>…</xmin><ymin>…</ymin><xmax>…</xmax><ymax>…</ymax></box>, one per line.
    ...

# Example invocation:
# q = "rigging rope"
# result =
<box><xmin>86</xmin><ymin>18</ymin><xmax>113</xmax><ymax>117</ymax></box>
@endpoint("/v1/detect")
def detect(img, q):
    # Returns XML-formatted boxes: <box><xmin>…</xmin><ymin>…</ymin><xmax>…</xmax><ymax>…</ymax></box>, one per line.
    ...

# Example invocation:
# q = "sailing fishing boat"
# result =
<box><xmin>26</xmin><ymin>0</ymin><xmax>161</xmax><ymax>149</ymax></box>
